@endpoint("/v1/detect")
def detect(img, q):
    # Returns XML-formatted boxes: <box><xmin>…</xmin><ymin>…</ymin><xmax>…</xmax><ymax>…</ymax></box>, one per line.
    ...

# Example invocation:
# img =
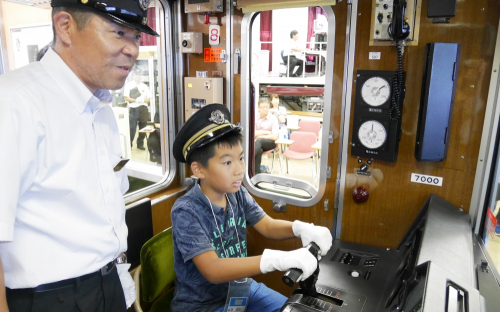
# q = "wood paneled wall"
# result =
<box><xmin>150</xmin><ymin>185</ymin><xmax>185</xmax><ymax>234</ymax></box>
<box><xmin>185</xmin><ymin>11</ymin><xmax>229</xmax><ymax>104</ymax></box>
<box><xmin>341</xmin><ymin>0</ymin><xmax>499</xmax><ymax>248</ymax></box>
<box><xmin>146</xmin><ymin>0</ymin><xmax>499</xmax><ymax>299</ymax></box>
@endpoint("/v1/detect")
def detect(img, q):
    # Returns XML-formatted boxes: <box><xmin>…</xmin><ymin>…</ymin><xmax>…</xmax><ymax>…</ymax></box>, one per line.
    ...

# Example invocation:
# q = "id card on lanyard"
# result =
<box><xmin>200</xmin><ymin>185</ymin><xmax>251</xmax><ymax>312</ymax></box>
<box><xmin>224</xmin><ymin>278</ymin><xmax>252</xmax><ymax>312</ymax></box>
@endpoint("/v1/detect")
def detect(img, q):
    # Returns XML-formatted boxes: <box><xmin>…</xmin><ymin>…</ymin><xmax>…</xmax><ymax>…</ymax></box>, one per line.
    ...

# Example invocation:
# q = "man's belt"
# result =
<box><xmin>7</xmin><ymin>254</ymin><xmax>127</xmax><ymax>293</ymax></box>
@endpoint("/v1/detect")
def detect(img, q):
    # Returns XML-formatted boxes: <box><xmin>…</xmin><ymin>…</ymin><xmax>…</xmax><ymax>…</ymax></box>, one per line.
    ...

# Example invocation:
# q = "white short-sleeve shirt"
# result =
<box><xmin>0</xmin><ymin>48</ymin><xmax>129</xmax><ymax>288</ymax></box>
<box><xmin>283</xmin><ymin>38</ymin><xmax>305</xmax><ymax>60</ymax></box>
<box><xmin>123</xmin><ymin>80</ymin><xmax>150</xmax><ymax>108</ymax></box>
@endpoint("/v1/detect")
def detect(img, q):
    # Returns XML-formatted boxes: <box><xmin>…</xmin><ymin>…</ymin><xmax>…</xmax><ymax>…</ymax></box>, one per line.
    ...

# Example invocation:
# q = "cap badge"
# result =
<box><xmin>209</xmin><ymin>110</ymin><xmax>226</xmax><ymax>125</ymax></box>
<box><xmin>139</xmin><ymin>0</ymin><xmax>151</xmax><ymax>10</ymax></box>
<box><xmin>81</xmin><ymin>0</ymin><xmax>88</xmax><ymax>4</ymax></box>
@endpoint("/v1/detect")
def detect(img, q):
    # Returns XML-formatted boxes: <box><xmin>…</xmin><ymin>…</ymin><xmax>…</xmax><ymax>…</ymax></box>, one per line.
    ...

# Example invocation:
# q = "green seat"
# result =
<box><xmin>133</xmin><ymin>227</ymin><xmax>176</xmax><ymax>312</ymax></box>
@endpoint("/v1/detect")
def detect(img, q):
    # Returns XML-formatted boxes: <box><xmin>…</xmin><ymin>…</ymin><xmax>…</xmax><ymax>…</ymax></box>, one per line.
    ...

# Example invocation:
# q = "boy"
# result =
<box><xmin>171</xmin><ymin>104</ymin><xmax>332</xmax><ymax>312</ymax></box>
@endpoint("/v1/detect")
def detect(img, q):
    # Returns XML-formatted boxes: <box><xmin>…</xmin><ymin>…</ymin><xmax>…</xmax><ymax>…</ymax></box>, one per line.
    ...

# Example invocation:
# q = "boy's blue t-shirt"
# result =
<box><xmin>171</xmin><ymin>184</ymin><xmax>266</xmax><ymax>312</ymax></box>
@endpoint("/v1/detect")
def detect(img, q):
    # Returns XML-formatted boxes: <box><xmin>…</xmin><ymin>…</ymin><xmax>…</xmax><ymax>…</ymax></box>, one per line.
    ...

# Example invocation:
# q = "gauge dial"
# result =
<box><xmin>358</xmin><ymin>120</ymin><xmax>387</xmax><ymax>149</ymax></box>
<box><xmin>361</xmin><ymin>76</ymin><xmax>391</xmax><ymax>107</ymax></box>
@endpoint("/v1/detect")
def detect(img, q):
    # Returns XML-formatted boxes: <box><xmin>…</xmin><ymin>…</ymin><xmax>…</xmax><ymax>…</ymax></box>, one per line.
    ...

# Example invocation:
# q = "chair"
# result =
<box><xmin>133</xmin><ymin>227</ymin><xmax>176</xmax><ymax>312</ymax></box>
<box><xmin>298</xmin><ymin>120</ymin><xmax>321</xmax><ymax>138</ymax></box>
<box><xmin>282</xmin><ymin>132</ymin><xmax>317</xmax><ymax>183</ymax></box>
<box><xmin>262</xmin><ymin>146</ymin><xmax>280</xmax><ymax>174</ymax></box>
<box><xmin>279</xmin><ymin>50</ymin><xmax>289</xmax><ymax>77</ymax></box>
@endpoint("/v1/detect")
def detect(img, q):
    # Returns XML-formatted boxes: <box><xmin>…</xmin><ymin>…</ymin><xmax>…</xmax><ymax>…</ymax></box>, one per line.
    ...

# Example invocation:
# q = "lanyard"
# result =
<box><xmin>199</xmin><ymin>184</ymin><xmax>243</xmax><ymax>258</ymax></box>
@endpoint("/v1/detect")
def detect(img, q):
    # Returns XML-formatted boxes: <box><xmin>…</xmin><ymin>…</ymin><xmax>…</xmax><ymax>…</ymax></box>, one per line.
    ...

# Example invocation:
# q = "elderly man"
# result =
<box><xmin>254</xmin><ymin>97</ymin><xmax>279</xmax><ymax>175</ymax></box>
<box><xmin>0</xmin><ymin>1</ymin><xmax>158</xmax><ymax>311</ymax></box>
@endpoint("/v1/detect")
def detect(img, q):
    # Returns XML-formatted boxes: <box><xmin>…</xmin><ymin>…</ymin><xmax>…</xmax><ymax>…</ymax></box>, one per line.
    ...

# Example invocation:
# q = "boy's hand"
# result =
<box><xmin>292</xmin><ymin>220</ymin><xmax>333</xmax><ymax>256</ymax></box>
<box><xmin>260</xmin><ymin>248</ymin><xmax>317</xmax><ymax>280</ymax></box>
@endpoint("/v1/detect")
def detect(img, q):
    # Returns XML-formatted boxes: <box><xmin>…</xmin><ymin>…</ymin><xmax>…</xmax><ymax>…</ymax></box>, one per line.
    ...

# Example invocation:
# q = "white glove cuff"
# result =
<box><xmin>292</xmin><ymin>220</ymin><xmax>308</xmax><ymax>237</ymax></box>
<box><xmin>260</xmin><ymin>249</ymin><xmax>280</xmax><ymax>274</ymax></box>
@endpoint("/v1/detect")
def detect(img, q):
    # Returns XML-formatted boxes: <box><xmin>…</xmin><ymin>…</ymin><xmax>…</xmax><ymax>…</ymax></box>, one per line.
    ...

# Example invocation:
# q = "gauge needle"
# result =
<box><xmin>375</xmin><ymin>85</ymin><xmax>386</xmax><ymax>96</ymax></box>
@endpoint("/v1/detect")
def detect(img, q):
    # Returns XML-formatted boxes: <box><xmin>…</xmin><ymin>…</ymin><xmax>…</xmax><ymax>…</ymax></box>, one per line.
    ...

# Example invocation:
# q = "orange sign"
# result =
<box><xmin>204</xmin><ymin>48</ymin><xmax>224</xmax><ymax>62</ymax></box>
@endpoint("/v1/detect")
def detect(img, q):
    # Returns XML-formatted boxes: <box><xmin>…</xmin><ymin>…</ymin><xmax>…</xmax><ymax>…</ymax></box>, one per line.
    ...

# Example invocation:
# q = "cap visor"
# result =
<box><xmin>184</xmin><ymin>126</ymin><xmax>242</xmax><ymax>163</ymax></box>
<box><xmin>94</xmin><ymin>11</ymin><xmax>159</xmax><ymax>37</ymax></box>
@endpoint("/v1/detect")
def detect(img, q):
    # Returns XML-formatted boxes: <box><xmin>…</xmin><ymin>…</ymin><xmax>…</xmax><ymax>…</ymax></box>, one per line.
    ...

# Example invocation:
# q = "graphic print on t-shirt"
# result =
<box><xmin>211</xmin><ymin>216</ymin><xmax>248</xmax><ymax>258</ymax></box>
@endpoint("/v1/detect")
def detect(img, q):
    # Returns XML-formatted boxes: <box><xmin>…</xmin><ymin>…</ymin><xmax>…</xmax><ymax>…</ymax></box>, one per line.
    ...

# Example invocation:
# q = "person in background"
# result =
<box><xmin>269</xmin><ymin>94</ymin><xmax>289</xmax><ymax>139</ymax></box>
<box><xmin>269</xmin><ymin>93</ymin><xmax>286</xmax><ymax>119</ymax></box>
<box><xmin>254</xmin><ymin>97</ymin><xmax>279</xmax><ymax>174</ymax></box>
<box><xmin>147</xmin><ymin>111</ymin><xmax>162</xmax><ymax>164</ymax></box>
<box><xmin>0</xmin><ymin>1</ymin><xmax>159</xmax><ymax>311</ymax></box>
<box><xmin>124</xmin><ymin>67</ymin><xmax>151</xmax><ymax>150</ymax></box>
<box><xmin>282</xmin><ymin>30</ymin><xmax>307</xmax><ymax>77</ymax></box>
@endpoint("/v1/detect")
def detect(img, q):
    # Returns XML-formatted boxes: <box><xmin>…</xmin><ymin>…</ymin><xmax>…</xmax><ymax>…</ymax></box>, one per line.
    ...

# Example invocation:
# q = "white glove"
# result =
<box><xmin>116</xmin><ymin>264</ymin><xmax>136</xmax><ymax>308</ymax></box>
<box><xmin>292</xmin><ymin>220</ymin><xmax>333</xmax><ymax>256</ymax></box>
<box><xmin>260</xmin><ymin>248</ymin><xmax>318</xmax><ymax>280</ymax></box>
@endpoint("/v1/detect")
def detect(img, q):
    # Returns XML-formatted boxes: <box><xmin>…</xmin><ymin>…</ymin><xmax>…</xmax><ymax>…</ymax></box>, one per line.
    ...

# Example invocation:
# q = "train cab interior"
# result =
<box><xmin>2</xmin><ymin>0</ymin><xmax>500</xmax><ymax>311</ymax></box>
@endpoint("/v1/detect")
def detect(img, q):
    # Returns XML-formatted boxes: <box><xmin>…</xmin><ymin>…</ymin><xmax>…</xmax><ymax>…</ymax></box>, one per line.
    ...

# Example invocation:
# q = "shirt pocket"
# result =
<box><xmin>109</xmin><ymin>154</ymin><xmax>129</xmax><ymax>195</ymax></box>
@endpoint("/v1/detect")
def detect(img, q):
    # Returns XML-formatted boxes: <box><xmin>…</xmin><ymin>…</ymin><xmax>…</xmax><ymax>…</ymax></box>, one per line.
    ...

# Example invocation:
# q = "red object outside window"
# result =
<box><xmin>139</xmin><ymin>8</ymin><xmax>157</xmax><ymax>46</ymax></box>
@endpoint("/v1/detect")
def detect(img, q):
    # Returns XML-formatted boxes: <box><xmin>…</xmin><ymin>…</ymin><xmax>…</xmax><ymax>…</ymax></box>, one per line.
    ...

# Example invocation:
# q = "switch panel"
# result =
<box><xmin>369</xmin><ymin>0</ymin><xmax>422</xmax><ymax>46</ymax></box>
<box><xmin>180</xmin><ymin>32</ymin><xmax>203</xmax><ymax>54</ymax></box>
<box><xmin>363</xmin><ymin>257</ymin><xmax>379</xmax><ymax>267</ymax></box>
<box><xmin>184</xmin><ymin>77</ymin><xmax>223</xmax><ymax>121</ymax></box>
<box><xmin>339</xmin><ymin>252</ymin><xmax>361</xmax><ymax>266</ymax></box>
<box><xmin>184</xmin><ymin>0</ymin><xmax>223</xmax><ymax>13</ymax></box>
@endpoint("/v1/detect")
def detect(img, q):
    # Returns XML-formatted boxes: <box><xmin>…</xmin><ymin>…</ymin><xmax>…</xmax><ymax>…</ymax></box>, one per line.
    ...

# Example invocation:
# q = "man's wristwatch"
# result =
<box><xmin>115</xmin><ymin>253</ymin><xmax>127</xmax><ymax>264</ymax></box>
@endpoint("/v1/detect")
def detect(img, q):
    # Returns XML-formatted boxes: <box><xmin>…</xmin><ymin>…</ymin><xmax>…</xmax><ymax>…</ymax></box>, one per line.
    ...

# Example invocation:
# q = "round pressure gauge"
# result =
<box><xmin>361</xmin><ymin>76</ymin><xmax>391</xmax><ymax>106</ymax></box>
<box><xmin>358</xmin><ymin>120</ymin><xmax>387</xmax><ymax>149</ymax></box>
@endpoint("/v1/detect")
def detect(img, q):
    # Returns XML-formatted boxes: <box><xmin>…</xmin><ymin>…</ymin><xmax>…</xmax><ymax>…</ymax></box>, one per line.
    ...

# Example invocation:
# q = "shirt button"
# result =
<box><xmin>106</xmin><ymin>187</ymin><xmax>110</xmax><ymax>193</ymax></box>
<box><xmin>100</xmin><ymin>150</ymin><xmax>105</xmax><ymax>155</ymax></box>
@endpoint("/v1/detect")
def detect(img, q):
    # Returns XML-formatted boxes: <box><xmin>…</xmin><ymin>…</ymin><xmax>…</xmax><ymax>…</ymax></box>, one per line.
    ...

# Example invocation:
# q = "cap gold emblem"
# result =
<box><xmin>81</xmin><ymin>0</ymin><xmax>88</xmax><ymax>3</ymax></box>
<box><xmin>139</xmin><ymin>0</ymin><xmax>151</xmax><ymax>10</ymax></box>
<box><xmin>209</xmin><ymin>110</ymin><xmax>225</xmax><ymax>125</ymax></box>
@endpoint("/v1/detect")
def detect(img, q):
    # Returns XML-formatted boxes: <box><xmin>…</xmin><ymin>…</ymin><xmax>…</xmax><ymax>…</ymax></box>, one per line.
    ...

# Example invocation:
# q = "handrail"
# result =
<box><xmin>151</xmin><ymin>187</ymin><xmax>187</xmax><ymax>206</ymax></box>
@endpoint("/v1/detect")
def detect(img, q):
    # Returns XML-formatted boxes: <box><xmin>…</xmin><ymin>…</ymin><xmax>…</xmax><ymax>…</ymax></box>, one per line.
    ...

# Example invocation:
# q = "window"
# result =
<box><xmin>241</xmin><ymin>6</ymin><xmax>336</xmax><ymax>206</ymax></box>
<box><xmin>0</xmin><ymin>0</ymin><xmax>176</xmax><ymax>201</ymax></box>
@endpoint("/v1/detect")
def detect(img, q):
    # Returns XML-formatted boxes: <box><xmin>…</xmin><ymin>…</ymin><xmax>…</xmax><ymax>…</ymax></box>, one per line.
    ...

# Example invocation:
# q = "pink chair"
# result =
<box><xmin>262</xmin><ymin>146</ymin><xmax>280</xmax><ymax>174</ymax></box>
<box><xmin>282</xmin><ymin>132</ymin><xmax>317</xmax><ymax>183</ymax></box>
<box><xmin>298</xmin><ymin>120</ymin><xmax>321</xmax><ymax>138</ymax></box>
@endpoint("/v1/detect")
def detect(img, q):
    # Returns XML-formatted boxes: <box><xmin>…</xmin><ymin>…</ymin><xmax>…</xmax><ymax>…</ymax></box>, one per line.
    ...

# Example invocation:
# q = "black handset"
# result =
<box><xmin>351</xmin><ymin>2</ymin><xmax>411</xmax><ymax>162</ymax></box>
<box><xmin>387</xmin><ymin>0</ymin><xmax>410</xmax><ymax>123</ymax></box>
<box><xmin>388</xmin><ymin>0</ymin><xmax>410</xmax><ymax>41</ymax></box>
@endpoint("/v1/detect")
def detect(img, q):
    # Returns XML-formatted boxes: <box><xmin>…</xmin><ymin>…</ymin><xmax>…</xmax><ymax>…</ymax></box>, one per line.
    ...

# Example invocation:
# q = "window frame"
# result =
<box><xmin>240</xmin><ymin>6</ymin><xmax>336</xmax><ymax>207</ymax></box>
<box><xmin>123</xmin><ymin>0</ymin><xmax>177</xmax><ymax>204</ymax></box>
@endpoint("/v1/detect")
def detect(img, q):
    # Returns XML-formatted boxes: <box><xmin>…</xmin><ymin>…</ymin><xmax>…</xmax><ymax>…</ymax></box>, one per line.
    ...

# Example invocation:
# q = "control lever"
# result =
<box><xmin>282</xmin><ymin>242</ymin><xmax>321</xmax><ymax>297</ymax></box>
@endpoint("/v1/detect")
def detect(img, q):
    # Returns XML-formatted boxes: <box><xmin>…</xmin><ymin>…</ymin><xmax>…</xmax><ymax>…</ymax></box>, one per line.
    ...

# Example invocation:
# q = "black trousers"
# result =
<box><xmin>147</xmin><ymin>129</ymin><xmax>162</xmax><ymax>164</ymax></box>
<box><xmin>283</xmin><ymin>55</ymin><xmax>303</xmax><ymax>77</ymax></box>
<box><xmin>6</xmin><ymin>266</ymin><xmax>126</xmax><ymax>312</ymax></box>
<box><xmin>129</xmin><ymin>106</ymin><xmax>149</xmax><ymax>148</ymax></box>
<box><xmin>254</xmin><ymin>138</ymin><xmax>276</xmax><ymax>174</ymax></box>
